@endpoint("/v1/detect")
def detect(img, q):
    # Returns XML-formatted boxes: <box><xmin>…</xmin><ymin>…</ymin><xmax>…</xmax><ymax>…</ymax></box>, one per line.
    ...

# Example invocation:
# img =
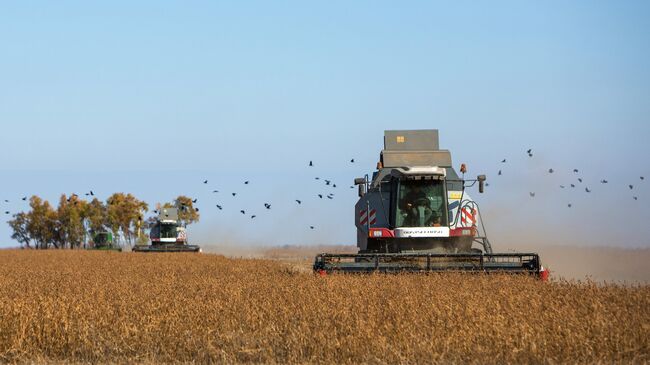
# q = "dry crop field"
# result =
<box><xmin>0</xmin><ymin>250</ymin><xmax>648</xmax><ymax>364</ymax></box>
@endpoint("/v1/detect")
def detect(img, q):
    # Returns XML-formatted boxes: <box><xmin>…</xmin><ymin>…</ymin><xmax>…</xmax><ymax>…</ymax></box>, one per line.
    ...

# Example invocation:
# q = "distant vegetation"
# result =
<box><xmin>6</xmin><ymin>194</ymin><xmax>198</xmax><ymax>249</ymax></box>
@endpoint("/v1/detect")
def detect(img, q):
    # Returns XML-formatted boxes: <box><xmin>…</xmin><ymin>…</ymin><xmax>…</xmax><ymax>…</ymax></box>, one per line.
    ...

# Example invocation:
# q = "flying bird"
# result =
<box><xmin>90</xmin><ymin>191</ymin><xmax>94</xmax><ymax>196</ymax></box>
<box><xmin>203</xmin><ymin>180</ymin><xmax>208</xmax><ymax>184</ymax></box>
<box><xmin>240</xmin><ymin>210</ymin><xmax>246</xmax><ymax>215</ymax></box>
<box><xmin>21</xmin><ymin>197</ymin><xmax>27</xmax><ymax>201</ymax></box>
<box><xmin>3</xmin><ymin>200</ymin><xmax>8</xmax><ymax>203</ymax></box>
<box><xmin>213</xmin><ymin>190</ymin><xmax>219</xmax><ymax>193</ymax></box>
<box><xmin>585</xmin><ymin>187</ymin><xmax>591</xmax><ymax>193</ymax></box>
<box><xmin>529</xmin><ymin>192</ymin><xmax>535</xmax><ymax>197</ymax></box>
<box><xmin>327</xmin><ymin>195</ymin><xmax>333</xmax><ymax>200</ymax></box>
<box><xmin>333</xmin><ymin>184</ymin><xmax>337</xmax><ymax>188</ymax></box>
<box><xmin>570</xmin><ymin>184</ymin><xmax>575</xmax><ymax>188</ymax></box>
<box><xmin>251</xmin><ymin>215</ymin><xmax>256</xmax><ymax>219</ymax></box>
<box><xmin>153</xmin><ymin>209</ymin><xmax>159</xmax><ymax>214</ymax></box>
<box><xmin>325</xmin><ymin>180</ymin><xmax>331</xmax><ymax>185</ymax></box>
<box><xmin>309</xmin><ymin>226</ymin><xmax>315</xmax><ymax>230</ymax></box>
<box><xmin>568</xmin><ymin>203</ymin><xmax>572</xmax><ymax>208</ymax></box>
<box><xmin>498</xmin><ymin>170</ymin><xmax>502</xmax><ymax>176</ymax></box>
<box><xmin>629</xmin><ymin>185</ymin><xmax>634</xmax><ymax>190</ymax></box>
<box><xmin>548</xmin><ymin>168</ymin><xmax>554</xmax><ymax>173</ymax></box>
<box><xmin>350</xmin><ymin>159</ymin><xmax>355</xmax><ymax>163</ymax></box>
<box><xmin>4</xmin><ymin>211</ymin><xmax>9</xmax><ymax>215</ymax></box>
<box><xmin>501</xmin><ymin>159</ymin><xmax>506</xmax><ymax>163</ymax></box>
<box><xmin>309</xmin><ymin>161</ymin><xmax>313</xmax><ymax>167</ymax></box>
<box><xmin>244</xmin><ymin>181</ymin><xmax>249</xmax><ymax>185</ymax></box>
<box><xmin>315</xmin><ymin>177</ymin><xmax>320</xmax><ymax>180</ymax></box>
<box><xmin>560</xmin><ymin>185</ymin><xmax>565</xmax><ymax>189</ymax></box>
<box><xmin>295</xmin><ymin>200</ymin><xmax>302</xmax><ymax>204</ymax></box>
<box><xmin>578</xmin><ymin>178</ymin><xmax>583</xmax><ymax>183</ymax></box>
<box><xmin>527</xmin><ymin>149</ymin><xmax>532</xmax><ymax>154</ymax></box>
<box><xmin>573</xmin><ymin>169</ymin><xmax>579</xmax><ymax>173</ymax></box>
<box><xmin>192</xmin><ymin>199</ymin><xmax>198</xmax><ymax>203</ymax></box>
<box><xmin>641</xmin><ymin>176</ymin><xmax>645</xmax><ymax>180</ymax></box>
<box><xmin>232</xmin><ymin>193</ymin><xmax>237</xmax><ymax>196</ymax></box>
<box><xmin>216</xmin><ymin>205</ymin><xmax>222</xmax><ymax>210</ymax></box>
<box><xmin>318</xmin><ymin>194</ymin><xmax>323</xmax><ymax>199</ymax></box>
<box><xmin>264</xmin><ymin>203</ymin><xmax>271</xmax><ymax>209</ymax></box>
<box><xmin>633</xmin><ymin>196</ymin><xmax>638</xmax><ymax>200</ymax></box>
<box><xmin>350</xmin><ymin>186</ymin><xmax>354</xmax><ymax>189</ymax></box>
<box><xmin>195</xmin><ymin>208</ymin><xmax>199</xmax><ymax>212</ymax></box>
<box><xmin>600</xmin><ymin>180</ymin><xmax>608</xmax><ymax>184</ymax></box>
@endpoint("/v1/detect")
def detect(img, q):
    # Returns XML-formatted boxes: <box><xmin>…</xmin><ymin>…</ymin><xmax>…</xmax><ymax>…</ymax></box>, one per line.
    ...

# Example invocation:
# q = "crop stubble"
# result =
<box><xmin>0</xmin><ymin>250</ymin><xmax>647</xmax><ymax>364</ymax></box>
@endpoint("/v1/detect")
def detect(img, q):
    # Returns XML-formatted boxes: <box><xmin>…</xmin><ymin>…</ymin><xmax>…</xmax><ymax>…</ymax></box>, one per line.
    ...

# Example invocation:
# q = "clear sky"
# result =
<box><xmin>1</xmin><ymin>1</ymin><xmax>649</xmax><ymax>249</ymax></box>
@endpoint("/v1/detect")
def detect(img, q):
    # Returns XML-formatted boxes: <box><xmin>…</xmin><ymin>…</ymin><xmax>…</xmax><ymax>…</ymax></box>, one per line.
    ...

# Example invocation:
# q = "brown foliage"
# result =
<box><xmin>0</xmin><ymin>250</ymin><xmax>648</xmax><ymax>364</ymax></box>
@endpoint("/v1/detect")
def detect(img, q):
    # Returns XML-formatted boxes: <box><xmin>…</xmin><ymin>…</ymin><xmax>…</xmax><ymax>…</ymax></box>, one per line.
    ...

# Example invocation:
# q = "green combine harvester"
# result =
<box><xmin>89</xmin><ymin>232</ymin><xmax>122</xmax><ymax>252</ymax></box>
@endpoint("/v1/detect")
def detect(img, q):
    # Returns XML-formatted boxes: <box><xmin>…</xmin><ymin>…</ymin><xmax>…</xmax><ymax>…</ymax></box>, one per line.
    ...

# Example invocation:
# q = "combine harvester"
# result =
<box><xmin>133</xmin><ymin>208</ymin><xmax>201</xmax><ymax>253</ymax></box>
<box><xmin>314</xmin><ymin>130</ymin><xmax>547</xmax><ymax>279</ymax></box>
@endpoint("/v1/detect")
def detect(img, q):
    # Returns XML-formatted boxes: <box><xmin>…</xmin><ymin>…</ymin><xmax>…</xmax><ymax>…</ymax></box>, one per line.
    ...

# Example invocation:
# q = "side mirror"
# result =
<box><xmin>477</xmin><ymin>175</ymin><xmax>486</xmax><ymax>193</ymax></box>
<box><xmin>354</xmin><ymin>177</ymin><xmax>366</xmax><ymax>185</ymax></box>
<box><xmin>358</xmin><ymin>184</ymin><xmax>366</xmax><ymax>197</ymax></box>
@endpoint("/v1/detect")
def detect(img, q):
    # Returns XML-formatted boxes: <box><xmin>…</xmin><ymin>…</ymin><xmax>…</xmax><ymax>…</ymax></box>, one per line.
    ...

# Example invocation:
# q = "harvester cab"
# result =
<box><xmin>132</xmin><ymin>208</ymin><xmax>201</xmax><ymax>253</ymax></box>
<box><xmin>88</xmin><ymin>231</ymin><xmax>122</xmax><ymax>252</ymax></box>
<box><xmin>314</xmin><ymin>130</ymin><xmax>546</xmax><ymax>278</ymax></box>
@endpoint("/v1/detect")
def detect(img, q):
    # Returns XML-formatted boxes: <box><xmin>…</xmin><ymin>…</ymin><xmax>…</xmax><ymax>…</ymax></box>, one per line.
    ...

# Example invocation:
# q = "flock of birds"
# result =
<box><xmin>193</xmin><ymin>159</ymin><xmax>358</xmax><ymax>230</ymax></box>
<box><xmin>495</xmin><ymin>149</ymin><xmax>644</xmax><ymax>208</ymax></box>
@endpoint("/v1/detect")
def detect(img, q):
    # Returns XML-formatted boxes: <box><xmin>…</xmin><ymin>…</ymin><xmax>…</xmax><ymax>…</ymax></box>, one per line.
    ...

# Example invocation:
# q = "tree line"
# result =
<box><xmin>7</xmin><ymin>194</ymin><xmax>199</xmax><ymax>249</ymax></box>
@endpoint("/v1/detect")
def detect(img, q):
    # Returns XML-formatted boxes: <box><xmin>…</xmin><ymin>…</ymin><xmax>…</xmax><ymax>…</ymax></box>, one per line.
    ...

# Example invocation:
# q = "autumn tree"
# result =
<box><xmin>55</xmin><ymin>194</ymin><xmax>89</xmax><ymax>249</ymax></box>
<box><xmin>106</xmin><ymin>193</ymin><xmax>148</xmax><ymax>246</ymax></box>
<box><xmin>160</xmin><ymin>195</ymin><xmax>200</xmax><ymax>227</ymax></box>
<box><xmin>25</xmin><ymin>196</ymin><xmax>58</xmax><ymax>249</ymax></box>
<box><xmin>7</xmin><ymin>212</ymin><xmax>32</xmax><ymax>248</ymax></box>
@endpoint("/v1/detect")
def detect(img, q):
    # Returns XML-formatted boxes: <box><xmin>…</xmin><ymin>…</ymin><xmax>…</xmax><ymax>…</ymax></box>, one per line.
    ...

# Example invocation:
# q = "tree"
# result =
<box><xmin>107</xmin><ymin>193</ymin><xmax>148</xmax><ymax>246</ymax></box>
<box><xmin>163</xmin><ymin>195</ymin><xmax>200</xmax><ymax>227</ymax></box>
<box><xmin>86</xmin><ymin>198</ymin><xmax>107</xmax><ymax>235</ymax></box>
<box><xmin>26</xmin><ymin>196</ymin><xmax>58</xmax><ymax>249</ymax></box>
<box><xmin>56</xmin><ymin>194</ymin><xmax>88</xmax><ymax>249</ymax></box>
<box><xmin>8</xmin><ymin>212</ymin><xmax>31</xmax><ymax>248</ymax></box>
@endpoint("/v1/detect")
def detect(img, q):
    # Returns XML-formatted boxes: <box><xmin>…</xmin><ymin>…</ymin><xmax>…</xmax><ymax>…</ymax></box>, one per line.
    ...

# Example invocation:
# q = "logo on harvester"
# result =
<box><xmin>360</xmin><ymin>208</ymin><xmax>376</xmax><ymax>226</ymax></box>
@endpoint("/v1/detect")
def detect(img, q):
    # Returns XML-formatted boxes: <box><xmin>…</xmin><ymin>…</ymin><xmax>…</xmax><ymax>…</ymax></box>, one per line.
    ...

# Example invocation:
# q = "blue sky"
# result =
<box><xmin>1</xmin><ymin>1</ymin><xmax>649</xmax><ymax>249</ymax></box>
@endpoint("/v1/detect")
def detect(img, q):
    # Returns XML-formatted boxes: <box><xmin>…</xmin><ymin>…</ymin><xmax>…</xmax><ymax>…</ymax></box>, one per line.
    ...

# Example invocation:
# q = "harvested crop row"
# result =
<box><xmin>0</xmin><ymin>250</ymin><xmax>648</xmax><ymax>364</ymax></box>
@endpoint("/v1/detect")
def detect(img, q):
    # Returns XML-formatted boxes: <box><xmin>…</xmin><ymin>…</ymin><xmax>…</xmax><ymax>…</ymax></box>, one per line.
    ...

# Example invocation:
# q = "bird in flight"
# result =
<box><xmin>244</xmin><ymin>181</ymin><xmax>249</xmax><ymax>185</ymax></box>
<box><xmin>4</xmin><ymin>211</ymin><xmax>9</xmax><ymax>215</ymax></box>
<box><xmin>264</xmin><ymin>203</ymin><xmax>271</xmax><ymax>209</ymax></box>
<box><xmin>315</xmin><ymin>177</ymin><xmax>320</xmax><ymax>180</ymax></box>
<box><xmin>295</xmin><ymin>200</ymin><xmax>302</xmax><ymax>204</ymax></box>
<box><xmin>498</xmin><ymin>170</ymin><xmax>502</xmax><ymax>176</ymax></box>
<box><xmin>641</xmin><ymin>176</ymin><xmax>645</xmax><ymax>180</ymax></box>
<box><xmin>240</xmin><ymin>210</ymin><xmax>246</xmax><ymax>215</ymax></box>
<box><xmin>578</xmin><ymin>178</ymin><xmax>583</xmax><ymax>183</ymax></box>
<box><xmin>309</xmin><ymin>161</ymin><xmax>313</xmax><ymax>167</ymax></box>
<box><xmin>251</xmin><ymin>215</ymin><xmax>256</xmax><ymax>219</ymax></box>
<box><xmin>573</xmin><ymin>169</ymin><xmax>579</xmax><ymax>173</ymax></box>
<box><xmin>194</xmin><ymin>208</ymin><xmax>199</xmax><ymax>212</ymax></box>
<box><xmin>232</xmin><ymin>193</ymin><xmax>237</xmax><ymax>196</ymax></box>
<box><xmin>585</xmin><ymin>187</ymin><xmax>591</xmax><ymax>193</ymax></box>
<box><xmin>203</xmin><ymin>180</ymin><xmax>208</xmax><ymax>184</ymax></box>
<box><xmin>568</xmin><ymin>203</ymin><xmax>572</xmax><ymax>208</ymax></box>
<box><xmin>548</xmin><ymin>168</ymin><xmax>554</xmax><ymax>173</ymax></box>
<box><xmin>529</xmin><ymin>192</ymin><xmax>535</xmax><ymax>197</ymax></box>
<box><xmin>501</xmin><ymin>159</ymin><xmax>506</xmax><ymax>163</ymax></box>
<box><xmin>570</xmin><ymin>184</ymin><xmax>575</xmax><ymax>188</ymax></box>
<box><xmin>325</xmin><ymin>180</ymin><xmax>331</xmax><ymax>185</ymax></box>
<box><xmin>192</xmin><ymin>199</ymin><xmax>198</xmax><ymax>203</ymax></box>
<box><xmin>600</xmin><ymin>180</ymin><xmax>608</xmax><ymax>184</ymax></box>
<box><xmin>633</xmin><ymin>196</ymin><xmax>638</xmax><ymax>200</ymax></box>
<box><xmin>212</xmin><ymin>190</ymin><xmax>219</xmax><ymax>193</ymax></box>
<box><xmin>560</xmin><ymin>185</ymin><xmax>565</xmax><ymax>189</ymax></box>
<box><xmin>629</xmin><ymin>185</ymin><xmax>634</xmax><ymax>190</ymax></box>
<box><xmin>318</xmin><ymin>194</ymin><xmax>323</xmax><ymax>199</ymax></box>
<box><xmin>350</xmin><ymin>159</ymin><xmax>355</xmax><ymax>163</ymax></box>
<box><xmin>22</xmin><ymin>197</ymin><xmax>27</xmax><ymax>201</ymax></box>
<box><xmin>309</xmin><ymin>226</ymin><xmax>315</xmax><ymax>230</ymax></box>
<box><xmin>216</xmin><ymin>205</ymin><xmax>222</xmax><ymax>210</ymax></box>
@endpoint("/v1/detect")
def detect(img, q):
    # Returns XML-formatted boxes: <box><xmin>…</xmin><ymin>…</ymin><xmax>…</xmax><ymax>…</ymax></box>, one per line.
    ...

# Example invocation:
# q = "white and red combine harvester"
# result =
<box><xmin>133</xmin><ymin>208</ymin><xmax>201</xmax><ymax>253</ymax></box>
<box><xmin>313</xmin><ymin>129</ymin><xmax>548</xmax><ymax>279</ymax></box>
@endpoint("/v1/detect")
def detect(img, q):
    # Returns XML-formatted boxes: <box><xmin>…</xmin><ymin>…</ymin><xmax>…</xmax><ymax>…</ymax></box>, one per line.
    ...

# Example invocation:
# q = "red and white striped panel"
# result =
<box><xmin>460</xmin><ymin>208</ymin><xmax>477</xmax><ymax>227</ymax></box>
<box><xmin>359</xmin><ymin>208</ymin><xmax>377</xmax><ymax>226</ymax></box>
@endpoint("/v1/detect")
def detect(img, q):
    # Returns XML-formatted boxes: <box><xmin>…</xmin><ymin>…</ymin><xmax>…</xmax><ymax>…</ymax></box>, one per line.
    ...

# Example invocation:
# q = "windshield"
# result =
<box><xmin>396</xmin><ymin>179</ymin><xmax>447</xmax><ymax>227</ymax></box>
<box><xmin>159</xmin><ymin>224</ymin><xmax>177</xmax><ymax>239</ymax></box>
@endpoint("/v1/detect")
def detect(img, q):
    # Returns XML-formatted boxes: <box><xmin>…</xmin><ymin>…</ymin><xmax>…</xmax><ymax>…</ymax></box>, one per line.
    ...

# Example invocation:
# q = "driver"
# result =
<box><xmin>400</xmin><ymin>184</ymin><xmax>434</xmax><ymax>226</ymax></box>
